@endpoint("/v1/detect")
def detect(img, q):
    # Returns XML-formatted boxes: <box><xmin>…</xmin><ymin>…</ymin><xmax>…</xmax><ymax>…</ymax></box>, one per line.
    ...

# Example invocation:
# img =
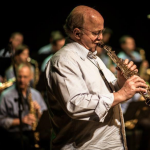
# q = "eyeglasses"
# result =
<box><xmin>80</xmin><ymin>27</ymin><xmax>105</xmax><ymax>38</ymax></box>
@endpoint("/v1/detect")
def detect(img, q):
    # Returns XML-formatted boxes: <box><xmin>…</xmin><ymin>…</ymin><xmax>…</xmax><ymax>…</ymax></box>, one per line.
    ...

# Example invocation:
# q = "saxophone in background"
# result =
<box><xmin>28</xmin><ymin>89</ymin><xmax>40</xmax><ymax>149</ymax></box>
<box><xmin>0</xmin><ymin>77</ymin><xmax>16</xmax><ymax>92</ymax></box>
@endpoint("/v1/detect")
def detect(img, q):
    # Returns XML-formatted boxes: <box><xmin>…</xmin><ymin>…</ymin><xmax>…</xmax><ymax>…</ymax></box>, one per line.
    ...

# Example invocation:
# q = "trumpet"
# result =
<box><xmin>97</xmin><ymin>41</ymin><xmax>150</xmax><ymax>106</ymax></box>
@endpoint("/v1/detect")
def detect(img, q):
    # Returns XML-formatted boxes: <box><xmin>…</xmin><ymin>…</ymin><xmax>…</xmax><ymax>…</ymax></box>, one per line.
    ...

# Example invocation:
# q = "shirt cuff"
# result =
<box><xmin>3</xmin><ymin>118</ymin><xmax>14</xmax><ymax>129</ymax></box>
<box><xmin>95</xmin><ymin>93</ymin><xmax>114</xmax><ymax>122</ymax></box>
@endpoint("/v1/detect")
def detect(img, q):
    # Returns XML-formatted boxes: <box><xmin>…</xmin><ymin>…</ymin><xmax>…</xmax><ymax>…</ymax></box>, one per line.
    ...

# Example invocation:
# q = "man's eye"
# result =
<box><xmin>92</xmin><ymin>32</ymin><xmax>99</xmax><ymax>36</ymax></box>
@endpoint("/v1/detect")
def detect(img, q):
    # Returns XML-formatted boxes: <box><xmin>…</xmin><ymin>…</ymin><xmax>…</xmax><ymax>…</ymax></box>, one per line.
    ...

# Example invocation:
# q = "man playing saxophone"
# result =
<box><xmin>0</xmin><ymin>63</ymin><xmax>47</xmax><ymax>150</ymax></box>
<box><xmin>45</xmin><ymin>5</ymin><xmax>148</xmax><ymax>150</ymax></box>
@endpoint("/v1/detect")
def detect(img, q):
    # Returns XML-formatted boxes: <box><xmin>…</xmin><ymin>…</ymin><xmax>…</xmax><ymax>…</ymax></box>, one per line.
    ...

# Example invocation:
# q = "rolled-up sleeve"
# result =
<box><xmin>49</xmin><ymin>56</ymin><xmax>114</xmax><ymax>122</ymax></box>
<box><xmin>0</xmin><ymin>96</ymin><xmax>13</xmax><ymax>129</ymax></box>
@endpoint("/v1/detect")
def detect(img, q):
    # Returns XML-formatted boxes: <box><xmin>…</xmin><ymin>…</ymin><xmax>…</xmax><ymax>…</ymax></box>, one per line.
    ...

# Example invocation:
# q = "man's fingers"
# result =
<box><xmin>123</xmin><ymin>59</ymin><xmax>138</xmax><ymax>72</ymax></box>
<box><xmin>124</xmin><ymin>59</ymin><xmax>129</xmax><ymax>65</ymax></box>
<box><xmin>136</xmin><ymin>87</ymin><xmax>147</xmax><ymax>93</ymax></box>
<box><xmin>135</xmin><ymin>82</ymin><xmax>148</xmax><ymax>89</ymax></box>
<box><xmin>128</xmin><ymin>75</ymin><xmax>146</xmax><ymax>84</ymax></box>
<box><xmin>134</xmin><ymin>77</ymin><xmax>146</xmax><ymax>84</ymax></box>
<box><xmin>130</xmin><ymin>64</ymin><xmax>137</xmax><ymax>71</ymax></box>
<box><xmin>134</xmin><ymin>69</ymin><xmax>138</xmax><ymax>73</ymax></box>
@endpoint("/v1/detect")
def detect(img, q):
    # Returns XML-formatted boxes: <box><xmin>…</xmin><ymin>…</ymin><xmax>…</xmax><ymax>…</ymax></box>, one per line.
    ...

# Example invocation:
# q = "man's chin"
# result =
<box><xmin>90</xmin><ymin>47</ymin><xmax>97</xmax><ymax>52</ymax></box>
<box><xmin>19</xmin><ymin>86</ymin><xmax>26</xmax><ymax>90</ymax></box>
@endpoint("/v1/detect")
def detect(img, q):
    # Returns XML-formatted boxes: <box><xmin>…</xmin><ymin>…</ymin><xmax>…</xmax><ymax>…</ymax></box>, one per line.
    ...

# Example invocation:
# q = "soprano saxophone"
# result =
<box><xmin>97</xmin><ymin>41</ymin><xmax>150</xmax><ymax>106</ymax></box>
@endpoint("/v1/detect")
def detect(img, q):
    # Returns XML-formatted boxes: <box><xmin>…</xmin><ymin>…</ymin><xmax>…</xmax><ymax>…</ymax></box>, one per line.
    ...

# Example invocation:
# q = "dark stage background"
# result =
<box><xmin>0</xmin><ymin>1</ymin><xmax>150</xmax><ymax>60</ymax></box>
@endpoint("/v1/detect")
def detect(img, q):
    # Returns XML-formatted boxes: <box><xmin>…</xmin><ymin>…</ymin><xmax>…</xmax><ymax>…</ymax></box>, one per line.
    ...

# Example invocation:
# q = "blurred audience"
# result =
<box><xmin>0</xmin><ymin>63</ymin><xmax>47</xmax><ymax>150</ymax></box>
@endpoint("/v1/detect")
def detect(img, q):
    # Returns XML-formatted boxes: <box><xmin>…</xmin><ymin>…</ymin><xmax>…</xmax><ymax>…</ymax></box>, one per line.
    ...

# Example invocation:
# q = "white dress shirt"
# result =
<box><xmin>45</xmin><ymin>38</ymin><xmax>127</xmax><ymax>150</ymax></box>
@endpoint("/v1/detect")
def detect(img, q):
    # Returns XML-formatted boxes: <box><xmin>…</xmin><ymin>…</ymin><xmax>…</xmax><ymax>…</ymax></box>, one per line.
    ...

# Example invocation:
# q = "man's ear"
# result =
<box><xmin>73</xmin><ymin>28</ymin><xmax>82</xmax><ymax>39</ymax></box>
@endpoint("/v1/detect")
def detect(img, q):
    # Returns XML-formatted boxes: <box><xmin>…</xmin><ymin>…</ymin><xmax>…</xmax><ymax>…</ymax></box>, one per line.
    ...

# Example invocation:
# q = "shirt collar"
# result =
<box><xmin>65</xmin><ymin>37</ymin><xmax>97</xmax><ymax>61</ymax></box>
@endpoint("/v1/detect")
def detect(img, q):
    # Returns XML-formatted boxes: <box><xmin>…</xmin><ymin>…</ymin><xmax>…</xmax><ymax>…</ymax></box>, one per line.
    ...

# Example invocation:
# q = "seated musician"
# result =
<box><xmin>4</xmin><ymin>44</ymin><xmax>39</xmax><ymax>88</ymax></box>
<box><xmin>0</xmin><ymin>63</ymin><xmax>47</xmax><ymax>150</ymax></box>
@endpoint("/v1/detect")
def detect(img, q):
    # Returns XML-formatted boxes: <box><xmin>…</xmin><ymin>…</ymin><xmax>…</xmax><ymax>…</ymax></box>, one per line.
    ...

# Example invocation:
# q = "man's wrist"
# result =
<box><xmin>112</xmin><ymin>90</ymin><xmax>127</xmax><ymax>107</ymax></box>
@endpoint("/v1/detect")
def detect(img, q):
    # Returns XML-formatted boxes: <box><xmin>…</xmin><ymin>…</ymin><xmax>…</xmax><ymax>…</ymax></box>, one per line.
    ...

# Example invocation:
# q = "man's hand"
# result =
<box><xmin>113</xmin><ymin>75</ymin><xmax>148</xmax><ymax>107</ymax></box>
<box><xmin>112</xmin><ymin>58</ymin><xmax>148</xmax><ymax>107</ymax></box>
<box><xmin>119</xmin><ymin>75</ymin><xmax>148</xmax><ymax>100</ymax></box>
<box><xmin>33</xmin><ymin>101</ymin><xmax>42</xmax><ymax>119</ymax></box>
<box><xmin>22</xmin><ymin>114</ymin><xmax>36</xmax><ymax>126</ymax></box>
<box><xmin>33</xmin><ymin>101</ymin><xmax>41</xmax><ymax>112</ymax></box>
<box><xmin>116</xmin><ymin>59</ymin><xmax>138</xmax><ymax>88</ymax></box>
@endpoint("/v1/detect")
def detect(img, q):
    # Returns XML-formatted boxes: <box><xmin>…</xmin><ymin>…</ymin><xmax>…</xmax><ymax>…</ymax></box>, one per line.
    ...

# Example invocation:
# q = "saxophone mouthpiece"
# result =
<box><xmin>97</xmin><ymin>41</ymin><xmax>105</xmax><ymax>48</ymax></box>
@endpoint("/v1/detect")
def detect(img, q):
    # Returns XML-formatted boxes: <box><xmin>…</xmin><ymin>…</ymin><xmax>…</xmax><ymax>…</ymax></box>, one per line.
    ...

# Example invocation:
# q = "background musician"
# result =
<box><xmin>0</xmin><ymin>32</ymin><xmax>24</xmax><ymax>83</ymax></box>
<box><xmin>117</xmin><ymin>35</ymin><xmax>143</xmax><ymax>69</ymax></box>
<box><xmin>4</xmin><ymin>44</ymin><xmax>39</xmax><ymax>88</ymax></box>
<box><xmin>0</xmin><ymin>32</ymin><xmax>24</xmax><ymax>58</ymax></box>
<box><xmin>0</xmin><ymin>63</ymin><xmax>47</xmax><ymax>150</ymax></box>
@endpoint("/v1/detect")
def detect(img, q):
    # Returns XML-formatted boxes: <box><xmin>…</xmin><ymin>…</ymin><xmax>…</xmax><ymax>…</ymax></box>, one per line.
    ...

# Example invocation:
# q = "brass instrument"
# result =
<box><xmin>28</xmin><ymin>89</ymin><xmax>40</xmax><ymax>149</ymax></box>
<box><xmin>27</xmin><ymin>57</ymin><xmax>40</xmax><ymax>88</ymax></box>
<box><xmin>98</xmin><ymin>41</ymin><xmax>150</xmax><ymax>106</ymax></box>
<box><xmin>0</xmin><ymin>77</ymin><xmax>16</xmax><ymax>91</ymax></box>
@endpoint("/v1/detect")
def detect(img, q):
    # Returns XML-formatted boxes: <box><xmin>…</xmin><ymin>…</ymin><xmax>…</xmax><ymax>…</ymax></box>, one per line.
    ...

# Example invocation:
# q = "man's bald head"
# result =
<box><xmin>63</xmin><ymin>5</ymin><xmax>104</xmax><ymax>36</ymax></box>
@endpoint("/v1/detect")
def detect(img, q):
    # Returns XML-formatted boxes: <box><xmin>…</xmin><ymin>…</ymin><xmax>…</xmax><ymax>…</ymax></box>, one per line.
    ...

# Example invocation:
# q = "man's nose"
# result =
<box><xmin>97</xmin><ymin>33</ymin><xmax>103</xmax><ymax>40</ymax></box>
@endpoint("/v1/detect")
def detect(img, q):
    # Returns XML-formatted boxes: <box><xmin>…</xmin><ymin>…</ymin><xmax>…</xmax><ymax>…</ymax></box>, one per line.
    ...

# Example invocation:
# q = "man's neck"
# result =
<box><xmin>21</xmin><ymin>88</ymin><xmax>28</xmax><ymax>97</ymax></box>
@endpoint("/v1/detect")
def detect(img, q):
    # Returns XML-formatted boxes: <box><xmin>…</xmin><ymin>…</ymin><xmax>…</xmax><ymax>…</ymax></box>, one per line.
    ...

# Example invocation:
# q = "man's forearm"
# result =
<box><xmin>11</xmin><ymin>118</ymin><xmax>20</xmax><ymax>126</ymax></box>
